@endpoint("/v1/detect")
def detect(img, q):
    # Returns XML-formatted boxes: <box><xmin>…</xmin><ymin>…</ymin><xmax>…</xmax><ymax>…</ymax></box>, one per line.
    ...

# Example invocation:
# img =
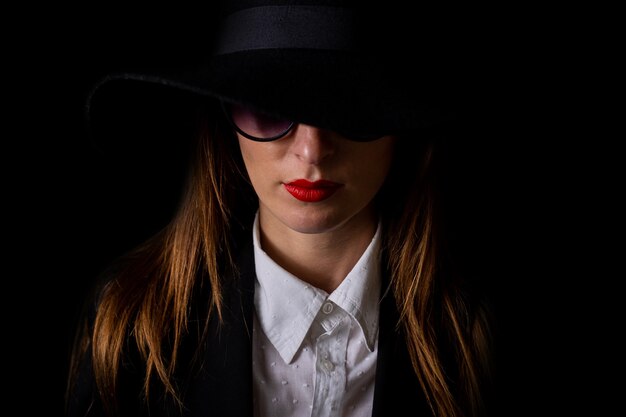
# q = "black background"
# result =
<box><xmin>9</xmin><ymin>5</ymin><xmax>604</xmax><ymax>416</ymax></box>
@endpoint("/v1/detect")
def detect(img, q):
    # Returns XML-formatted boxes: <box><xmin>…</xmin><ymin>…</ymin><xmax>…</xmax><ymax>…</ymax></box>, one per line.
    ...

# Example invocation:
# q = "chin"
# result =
<box><xmin>282</xmin><ymin>210</ymin><xmax>346</xmax><ymax>235</ymax></box>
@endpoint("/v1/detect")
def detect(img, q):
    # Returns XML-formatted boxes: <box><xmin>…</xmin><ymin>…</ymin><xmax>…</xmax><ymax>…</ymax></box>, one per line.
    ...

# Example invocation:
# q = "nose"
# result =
<box><xmin>290</xmin><ymin>124</ymin><xmax>335</xmax><ymax>165</ymax></box>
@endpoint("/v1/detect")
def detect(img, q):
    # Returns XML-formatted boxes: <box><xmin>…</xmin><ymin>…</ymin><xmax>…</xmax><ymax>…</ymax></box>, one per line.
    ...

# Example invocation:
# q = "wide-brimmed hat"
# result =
<box><xmin>87</xmin><ymin>0</ymin><xmax>465</xmax><ymax>153</ymax></box>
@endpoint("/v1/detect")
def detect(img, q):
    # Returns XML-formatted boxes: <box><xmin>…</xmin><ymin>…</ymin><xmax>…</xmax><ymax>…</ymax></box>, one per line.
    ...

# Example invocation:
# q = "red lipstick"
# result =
<box><xmin>284</xmin><ymin>179</ymin><xmax>342</xmax><ymax>202</ymax></box>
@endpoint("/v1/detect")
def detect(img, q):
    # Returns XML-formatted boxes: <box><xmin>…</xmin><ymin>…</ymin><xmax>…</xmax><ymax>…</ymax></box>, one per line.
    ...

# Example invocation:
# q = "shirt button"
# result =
<box><xmin>322</xmin><ymin>359</ymin><xmax>334</xmax><ymax>372</ymax></box>
<box><xmin>322</xmin><ymin>302</ymin><xmax>334</xmax><ymax>314</ymax></box>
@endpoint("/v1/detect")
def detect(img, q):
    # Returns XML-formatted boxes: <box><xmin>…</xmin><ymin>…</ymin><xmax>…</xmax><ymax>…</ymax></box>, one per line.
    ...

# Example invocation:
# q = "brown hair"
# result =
<box><xmin>67</xmin><ymin>106</ymin><xmax>492</xmax><ymax>417</ymax></box>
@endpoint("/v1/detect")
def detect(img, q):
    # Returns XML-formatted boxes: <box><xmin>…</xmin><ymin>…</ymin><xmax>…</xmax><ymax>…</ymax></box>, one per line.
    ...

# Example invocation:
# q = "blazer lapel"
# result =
<box><xmin>371</xmin><ymin>286</ymin><xmax>433</xmax><ymax>417</ymax></box>
<box><xmin>185</xmin><ymin>238</ymin><xmax>256</xmax><ymax>417</ymax></box>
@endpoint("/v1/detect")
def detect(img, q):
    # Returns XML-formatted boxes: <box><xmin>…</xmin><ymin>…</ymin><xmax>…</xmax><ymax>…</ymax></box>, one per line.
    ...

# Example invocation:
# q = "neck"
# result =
<box><xmin>258</xmin><ymin>207</ymin><xmax>378</xmax><ymax>294</ymax></box>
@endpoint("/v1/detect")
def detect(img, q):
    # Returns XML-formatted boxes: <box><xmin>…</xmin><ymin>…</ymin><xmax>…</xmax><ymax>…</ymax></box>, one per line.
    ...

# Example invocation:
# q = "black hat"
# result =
<box><xmin>87</xmin><ymin>0</ymin><xmax>463</xmax><ymax>152</ymax></box>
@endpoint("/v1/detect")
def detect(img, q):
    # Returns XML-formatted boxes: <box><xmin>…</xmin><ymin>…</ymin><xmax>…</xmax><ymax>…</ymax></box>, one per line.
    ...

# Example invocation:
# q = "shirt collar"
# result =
<box><xmin>327</xmin><ymin>225</ymin><xmax>381</xmax><ymax>352</ymax></box>
<box><xmin>252</xmin><ymin>212</ymin><xmax>382</xmax><ymax>364</ymax></box>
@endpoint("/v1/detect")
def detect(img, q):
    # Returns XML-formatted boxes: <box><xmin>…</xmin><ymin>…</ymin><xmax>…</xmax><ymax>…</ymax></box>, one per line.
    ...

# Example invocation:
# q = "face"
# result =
<box><xmin>237</xmin><ymin>123</ymin><xmax>395</xmax><ymax>235</ymax></box>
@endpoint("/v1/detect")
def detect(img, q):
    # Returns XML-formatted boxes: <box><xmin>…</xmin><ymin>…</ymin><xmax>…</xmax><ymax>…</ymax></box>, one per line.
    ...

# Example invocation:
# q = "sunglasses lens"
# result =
<box><xmin>224</xmin><ymin>101</ymin><xmax>386</xmax><ymax>142</ymax></box>
<box><xmin>227</xmin><ymin>103</ymin><xmax>293</xmax><ymax>141</ymax></box>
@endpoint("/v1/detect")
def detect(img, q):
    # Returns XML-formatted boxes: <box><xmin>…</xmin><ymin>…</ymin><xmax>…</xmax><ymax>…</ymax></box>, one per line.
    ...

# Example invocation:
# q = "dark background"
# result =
<box><xmin>9</xmin><ymin>5</ymin><xmax>604</xmax><ymax>416</ymax></box>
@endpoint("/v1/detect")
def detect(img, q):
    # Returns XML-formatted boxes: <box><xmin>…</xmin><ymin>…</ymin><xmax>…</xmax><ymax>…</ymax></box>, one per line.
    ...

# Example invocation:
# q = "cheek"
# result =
<box><xmin>237</xmin><ymin>137</ymin><xmax>254</xmax><ymax>165</ymax></box>
<box><xmin>237</xmin><ymin>137</ymin><xmax>284</xmax><ymax>192</ymax></box>
<box><xmin>237</xmin><ymin>138</ymin><xmax>265</xmax><ymax>179</ymax></box>
<box><xmin>360</xmin><ymin>139</ymin><xmax>395</xmax><ymax>186</ymax></box>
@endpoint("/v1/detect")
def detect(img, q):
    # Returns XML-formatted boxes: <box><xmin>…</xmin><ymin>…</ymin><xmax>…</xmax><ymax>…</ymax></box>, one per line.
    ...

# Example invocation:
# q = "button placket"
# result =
<box><xmin>322</xmin><ymin>302</ymin><xmax>334</xmax><ymax>314</ymax></box>
<box><xmin>312</xmin><ymin>315</ymin><xmax>350</xmax><ymax>417</ymax></box>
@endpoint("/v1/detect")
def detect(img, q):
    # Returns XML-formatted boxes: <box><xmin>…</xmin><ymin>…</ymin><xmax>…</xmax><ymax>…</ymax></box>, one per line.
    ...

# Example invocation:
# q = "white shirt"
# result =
<box><xmin>252</xmin><ymin>213</ymin><xmax>381</xmax><ymax>417</ymax></box>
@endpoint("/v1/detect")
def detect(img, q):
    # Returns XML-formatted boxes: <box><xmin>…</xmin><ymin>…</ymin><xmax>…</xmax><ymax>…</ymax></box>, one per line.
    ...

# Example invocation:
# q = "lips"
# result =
<box><xmin>284</xmin><ymin>179</ymin><xmax>343</xmax><ymax>202</ymax></box>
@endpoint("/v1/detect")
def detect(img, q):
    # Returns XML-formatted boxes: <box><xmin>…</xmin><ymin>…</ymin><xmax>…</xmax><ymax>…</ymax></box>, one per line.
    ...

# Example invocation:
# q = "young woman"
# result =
<box><xmin>66</xmin><ymin>1</ymin><xmax>494</xmax><ymax>416</ymax></box>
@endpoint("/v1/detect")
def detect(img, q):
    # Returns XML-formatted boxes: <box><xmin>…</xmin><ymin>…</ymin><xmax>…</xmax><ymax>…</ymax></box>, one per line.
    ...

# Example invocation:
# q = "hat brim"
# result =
<box><xmin>87</xmin><ymin>45</ymin><xmax>458</xmax><ymax>153</ymax></box>
<box><xmin>198</xmin><ymin>49</ymin><xmax>450</xmax><ymax>135</ymax></box>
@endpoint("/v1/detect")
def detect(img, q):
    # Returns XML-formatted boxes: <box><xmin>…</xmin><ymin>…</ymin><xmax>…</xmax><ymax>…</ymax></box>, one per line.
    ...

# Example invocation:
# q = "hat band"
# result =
<box><xmin>215</xmin><ymin>6</ymin><xmax>354</xmax><ymax>55</ymax></box>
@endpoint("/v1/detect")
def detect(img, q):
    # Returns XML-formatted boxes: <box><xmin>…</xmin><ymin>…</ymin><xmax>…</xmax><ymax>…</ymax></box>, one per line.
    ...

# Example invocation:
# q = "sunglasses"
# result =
<box><xmin>221</xmin><ymin>101</ymin><xmax>384</xmax><ymax>142</ymax></box>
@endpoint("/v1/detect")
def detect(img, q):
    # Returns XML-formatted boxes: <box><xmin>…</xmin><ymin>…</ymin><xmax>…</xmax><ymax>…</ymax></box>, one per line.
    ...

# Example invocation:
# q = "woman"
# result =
<box><xmin>66</xmin><ymin>1</ymin><xmax>493</xmax><ymax>416</ymax></box>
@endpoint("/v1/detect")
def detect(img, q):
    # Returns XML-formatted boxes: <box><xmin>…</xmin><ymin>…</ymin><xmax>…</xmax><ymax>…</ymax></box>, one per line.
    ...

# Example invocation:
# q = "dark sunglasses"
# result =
<box><xmin>221</xmin><ymin>101</ymin><xmax>384</xmax><ymax>142</ymax></box>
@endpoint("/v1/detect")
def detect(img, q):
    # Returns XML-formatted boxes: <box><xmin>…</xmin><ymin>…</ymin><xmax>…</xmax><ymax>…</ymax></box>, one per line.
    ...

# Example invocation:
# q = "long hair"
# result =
<box><xmin>67</xmin><ymin>103</ymin><xmax>492</xmax><ymax>417</ymax></box>
<box><xmin>383</xmin><ymin>128</ymin><xmax>493</xmax><ymax>417</ymax></box>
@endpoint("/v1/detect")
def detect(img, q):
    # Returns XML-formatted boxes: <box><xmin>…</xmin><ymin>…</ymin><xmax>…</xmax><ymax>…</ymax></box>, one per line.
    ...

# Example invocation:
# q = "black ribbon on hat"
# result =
<box><xmin>215</xmin><ymin>6</ymin><xmax>355</xmax><ymax>54</ymax></box>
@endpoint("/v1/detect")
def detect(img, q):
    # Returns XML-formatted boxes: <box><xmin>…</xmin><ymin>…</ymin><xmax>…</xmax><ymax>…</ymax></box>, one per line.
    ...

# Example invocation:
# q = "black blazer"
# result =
<box><xmin>67</xmin><ymin>238</ymin><xmax>432</xmax><ymax>417</ymax></box>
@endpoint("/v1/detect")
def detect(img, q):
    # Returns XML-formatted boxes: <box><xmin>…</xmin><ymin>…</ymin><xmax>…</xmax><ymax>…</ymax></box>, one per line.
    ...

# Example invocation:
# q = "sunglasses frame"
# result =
<box><xmin>221</xmin><ymin>101</ymin><xmax>295</xmax><ymax>142</ymax></box>
<box><xmin>220</xmin><ymin>100</ymin><xmax>386</xmax><ymax>143</ymax></box>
